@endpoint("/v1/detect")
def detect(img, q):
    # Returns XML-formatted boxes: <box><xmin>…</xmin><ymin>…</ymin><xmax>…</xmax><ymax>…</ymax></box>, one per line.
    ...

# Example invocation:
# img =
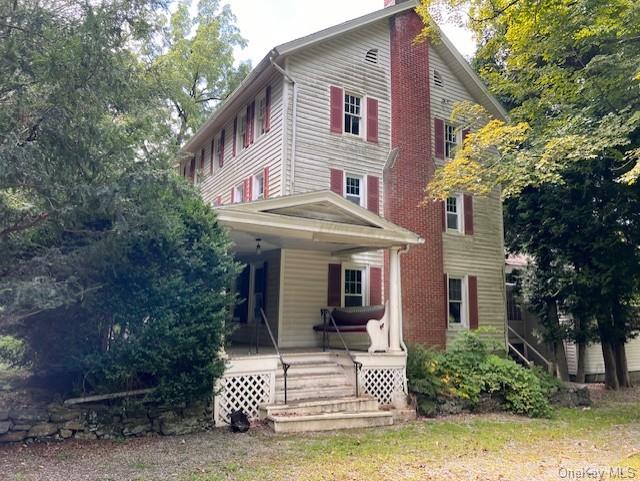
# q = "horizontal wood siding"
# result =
<box><xmin>573</xmin><ymin>338</ymin><xmax>640</xmax><ymax>375</ymax></box>
<box><xmin>195</xmin><ymin>74</ymin><xmax>285</xmax><ymax>205</ymax></box>
<box><xmin>287</xmin><ymin>19</ymin><xmax>390</xmax><ymax>216</ymax></box>
<box><xmin>444</xmin><ymin>192</ymin><xmax>506</xmax><ymax>346</ymax></box>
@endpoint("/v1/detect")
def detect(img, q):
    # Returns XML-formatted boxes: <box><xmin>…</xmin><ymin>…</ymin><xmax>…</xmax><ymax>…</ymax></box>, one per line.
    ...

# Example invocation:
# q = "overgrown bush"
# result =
<box><xmin>0</xmin><ymin>336</ymin><xmax>28</xmax><ymax>368</ymax></box>
<box><xmin>407</xmin><ymin>330</ymin><xmax>556</xmax><ymax>418</ymax></box>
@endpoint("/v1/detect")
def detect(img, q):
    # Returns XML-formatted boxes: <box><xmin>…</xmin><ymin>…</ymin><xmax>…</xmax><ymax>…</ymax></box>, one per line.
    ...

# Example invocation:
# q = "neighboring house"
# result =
<box><xmin>180</xmin><ymin>0</ymin><xmax>508</xmax><ymax>431</ymax></box>
<box><xmin>505</xmin><ymin>256</ymin><xmax>640</xmax><ymax>382</ymax></box>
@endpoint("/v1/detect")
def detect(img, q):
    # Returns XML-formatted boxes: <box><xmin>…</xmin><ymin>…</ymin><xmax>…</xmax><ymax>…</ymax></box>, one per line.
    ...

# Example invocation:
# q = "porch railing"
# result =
<box><xmin>507</xmin><ymin>326</ymin><xmax>554</xmax><ymax>375</ymax></box>
<box><xmin>259</xmin><ymin>308</ymin><xmax>291</xmax><ymax>404</ymax></box>
<box><xmin>321</xmin><ymin>309</ymin><xmax>363</xmax><ymax>398</ymax></box>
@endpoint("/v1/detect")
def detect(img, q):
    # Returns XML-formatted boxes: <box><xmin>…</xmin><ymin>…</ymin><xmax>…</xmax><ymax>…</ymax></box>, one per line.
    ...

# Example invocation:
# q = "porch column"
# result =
<box><xmin>388</xmin><ymin>246</ymin><xmax>402</xmax><ymax>352</ymax></box>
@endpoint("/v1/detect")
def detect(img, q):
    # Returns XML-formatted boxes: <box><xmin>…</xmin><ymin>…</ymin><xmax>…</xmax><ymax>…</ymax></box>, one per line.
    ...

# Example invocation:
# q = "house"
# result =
<box><xmin>180</xmin><ymin>0</ymin><xmax>508</xmax><ymax>431</ymax></box>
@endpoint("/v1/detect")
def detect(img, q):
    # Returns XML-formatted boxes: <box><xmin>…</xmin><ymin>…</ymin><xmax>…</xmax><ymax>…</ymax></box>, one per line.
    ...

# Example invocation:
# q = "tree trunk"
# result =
<box><xmin>614</xmin><ymin>342</ymin><xmax>631</xmax><ymax>388</ymax></box>
<box><xmin>601</xmin><ymin>342</ymin><xmax>620</xmax><ymax>390</ymax></box>
<box><xmin>546</xmin><ymin>300</ymin><xmax>570</xmax><ymax>381</ymax></box>
<box><xmin>576</xmin><ymin>343</ymin><xmax>586</xmax><ymax>384</ymax></box>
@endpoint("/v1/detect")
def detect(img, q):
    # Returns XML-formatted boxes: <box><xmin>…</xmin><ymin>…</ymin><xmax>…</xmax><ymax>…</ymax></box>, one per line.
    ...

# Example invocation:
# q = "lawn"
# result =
<box><xmin>1</xmin><ymin>386</ymin><xmax>639</xmax><ymax>481</ymax></box>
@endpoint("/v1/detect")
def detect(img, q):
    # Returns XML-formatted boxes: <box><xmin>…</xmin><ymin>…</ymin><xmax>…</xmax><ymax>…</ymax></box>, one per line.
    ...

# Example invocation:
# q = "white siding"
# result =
<box><xmin>565</xmin><ymin>338</ymin><xmax>640</xmax><ymax>376</ymax></box>
<box><xmin>193</xmin><ymin>74</ymin><xmax>286</xmax><ymax>205</ymax></box>
<box><xmin>286</xmin><ymin>19</ymin><xmax>391</xmax><ymax>209</ymax></box>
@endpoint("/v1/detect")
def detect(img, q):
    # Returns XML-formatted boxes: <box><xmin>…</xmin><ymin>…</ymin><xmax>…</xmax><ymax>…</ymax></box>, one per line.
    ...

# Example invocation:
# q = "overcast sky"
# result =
<box><xmin>225</xmin><ymin>0</ymin><xmax>476</xmax><ymax>67</ymax></box>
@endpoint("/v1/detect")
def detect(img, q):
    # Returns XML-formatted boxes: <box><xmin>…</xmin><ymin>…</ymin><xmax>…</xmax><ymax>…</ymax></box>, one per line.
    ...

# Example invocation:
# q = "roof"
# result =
<box><xmin>216</xmin><ymin>190</ymin><xmax>424</xmax><ymax>250</ymax></box>
<box><xmin>182</xmin><ymin>0</ymin><xmax>507</xmax><ymax>154</ymax></box>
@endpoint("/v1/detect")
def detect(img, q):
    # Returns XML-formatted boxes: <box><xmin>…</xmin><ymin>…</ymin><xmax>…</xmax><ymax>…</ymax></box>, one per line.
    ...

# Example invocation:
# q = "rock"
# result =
<box><xmin>59</xmin><ymin>429</ymin><xmax>73</xmax><ymax>439</ymax></box>
<box><xmin>48</xmin><ymin>406</ymin><xmax>82</xmax><ymax>422</ymax></box>
<box><xmin>0</xmin><ymin>410</ymin><xmax>9</xmax><ymax>421</ymax></box>
<box><xmin>74</xmin><ymin>431</ymin><xmax>97</xmax><ymax>440</ymax></box>
<box><xmin>61</xmin><ymin>420</ymin><xmax>85</xmax><ymax>431</ymax></box>
<box><xmin>0</xmin><ymin>431</ymin><xmax>27</xmax><ymax>443</ymax></box>
<box><xmin>473</xmin><ymin>394</ymin><xmax>506</xmax><ymax>414</ymax></box>
<box><xmin>438</xmin><ymin>398</ymin><xmax>466</xmax><ymax>415</ymax></box>
<box><xmin>551</xmin><ymin>384</ymin><xmax>592</xmax><ymax>408</ymax></box>
<box><xmin>11</xmin><ymin>423</ymin><xmax>32</xmax><ymax>431</ymax></box>
<box><xmin>0</xmin><ymin>421</ymin><xmax>12</xmax><ymax>434</ymax></box>
<box><xmin>160</xmin><ymin>418</ymin><xmax>199</xmax><ymax>436</ymax></box>
<box><xmin>123</xmin><ymin>423</ymin><xmax>150</xmax><ymax>436</ymax></box>
<box><xmin>9</xmin><ymin>409</ymin><xmax>48</xmax><ymax>423</ymax></box>
<box><xmin>27</xmin><ymin>423</ymin><xmax>59</xmax><ymax>437</ymax></box>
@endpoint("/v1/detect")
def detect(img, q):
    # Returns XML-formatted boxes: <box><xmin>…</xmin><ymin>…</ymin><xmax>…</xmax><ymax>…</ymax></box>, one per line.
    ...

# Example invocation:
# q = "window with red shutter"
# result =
<box><xmin>366</xmin><ymin>98</ymin><xmax>378</xmax><ymax>143</ymax></box>
<box><xmin>366</xmin><ymin>175</ymin><xmax>380</xmax><ymax>214</ymax></box>
<box><xmin>330</xmin><ymin>86</ymin><xmax>343</xmax><ymax>133</ymax></box>
<box><xmin>249</xmin><ymin>101</ymin><xmax>256</xmax><ymax>144</ymax></box>
<box><xmin>434</xmin><ymin>118</ymin><xmax>445</xmax><ymax>160</ymax></box>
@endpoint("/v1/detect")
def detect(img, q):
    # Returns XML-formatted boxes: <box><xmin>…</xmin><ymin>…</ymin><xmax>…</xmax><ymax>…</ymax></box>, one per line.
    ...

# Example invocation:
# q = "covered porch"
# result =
<box><xmin>213</xmin><ymin>191</ymin><xmax>423</xmax><ymax>426</ymax></box>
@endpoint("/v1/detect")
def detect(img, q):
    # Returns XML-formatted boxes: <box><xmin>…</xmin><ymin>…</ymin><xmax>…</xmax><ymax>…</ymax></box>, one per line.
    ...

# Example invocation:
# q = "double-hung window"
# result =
<box><xmin>253</xmin><ymin>173</ymin><xmax>264</xmax><ymax>201</ymax></box>
<box><xmin>448</xmin><ymin>276</ymin><xmax>466</xmax><ymax>327</ymax></box>
<box><xmin>239</xmin><ymin>112</ymin><xmax>247</xmax><ymax>151</ymax></box>
<box><xmin>233</xmin><ymin>184</ymin><xmax>244</xmax><ymax>204</ymax></box>
<box><xmin>446</xmin><ymin>195</ymin><xmax>463</xmax><ymax>233</ymax></box>
<box><xmin>343</xmin><ymin>267</ymin><xmax>365</xmax><ymax>307</ymax></box>
<box><xmin>444</xmin><ymin>123</ymin><xmax>458</xmax><ymax>159</ymax></box>
<box><xmin>256</xmin><ymin>94</ymin><xmax>266</xmax><ymax>138</ymax></box>
<box><xmin>345</xmin><ymin>174</ymin><xmax>364</xmax><ymax>206</ymax></box>
<box><xmin>344</xmin><ymin>94</ymin><xmax>362</xmax><ymax>136</ymax></box>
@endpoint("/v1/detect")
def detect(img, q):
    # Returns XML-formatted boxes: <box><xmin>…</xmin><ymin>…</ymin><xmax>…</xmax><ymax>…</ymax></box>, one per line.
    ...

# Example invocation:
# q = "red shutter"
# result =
<box><xmin>369</xmin><ymin>267</ymin><xmax>382</xmax><ymax>306</ymax></box>
<box><xmin>263</xmin><ymin>166</ymin><xmax>270</xmax><ymax>199</ymax></box>
<box><xmin>215</xmin><ymin>195</ymin><xmax>222</xmax><ymax>206</ymax></box>
<box><xmin>189</xmin><ymin>156</ymin><xmax>196</xmax><ymax>183</ymax></box>
<box><xmin>219</xmin><ymin>130</ymin><xmax>225</xmax><ymax>167</ymax></box>
<box><xmin>367</xmin><ymin>175</ymin><xmax>380</xmax><ymax>214</ymax></box>
<box><xmin>265</xmin><ymin>86</ymin><xmax>272</xmax><ymax>132</ymax></box>
<box><xmin>327</xmin><ymin>264</ymin><xmax>342</xmax><ymax>307</ymax></box>
<box><xmin>444</xmin><ymin>274</ymin><xmax>449</xmax><ymax>328</ymax></box>
<box><xmin>468</xmin><ymin>275</ymin><xmax>479</xmax><ymax>329</ymax></box>
<box><xmin>441</xmin><ymin>200</ymin><xmax>446</xmax><ymax>232</ymax></box>
<box><xmin>244</xmin><ymin>177</ymin><xmax>252</xmax><ymax>202</ymax></box>
<box><xmin>249</xmin><ymin>101</ymin><xmax>256</xmax><ymax>144</ymax></box>
<box><xmin>233</xmin><ymin>117</ymin><xmax>237</xmax><ymax>156</ymax></box>
<box><xmin>230</xmin><ymin>187</ymin><xmax>235</xmax><ymax>203</ymax></box>
<box><xmin>210</xmin><ymin>139</ymin><xmax>215</xmax><ymax>174</ymax></box>
<box><xmin>200</xmin><ymin>148</ymin><xmax>205</xmax><ymax>171</ymax></box>
<box><xmin>330</xmin><ymin>86</ymin><xmax>343</xmax><ymax>133</ymax></box>
<box><xmin>434</xmin><ymin>118</ymin><xmax>445</xmax><ymax>160</ymax></box>
<box><xmin>330</xmin><ymin>168</ymin><xmax>344</xmax><ymax>195</ymax></box>
<box><xmin>366</xmin><ymin>98</ymin><xmax>378</xmax><ymax>143</ymax></box>
<box><xmin>464</xmin><ymin>194</ymin><xmax>474</xmax><ymax>235</ymax></box>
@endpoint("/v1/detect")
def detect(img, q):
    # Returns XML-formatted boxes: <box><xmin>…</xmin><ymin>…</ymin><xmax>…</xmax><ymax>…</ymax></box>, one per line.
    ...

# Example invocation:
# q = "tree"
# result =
<box><xmin>0</xmin><ymin>0</ymin><xmax>241</xmax><ymax>403</ymax></box>
<box><xmin>147</xmin><ymin>0</ymin><xmax>250</xmax><ymax>146</ymax></box>
<box><xmin>417</xmin><ymin>0</ymin><xmax>640</xmax><ymax>388</ymax></box>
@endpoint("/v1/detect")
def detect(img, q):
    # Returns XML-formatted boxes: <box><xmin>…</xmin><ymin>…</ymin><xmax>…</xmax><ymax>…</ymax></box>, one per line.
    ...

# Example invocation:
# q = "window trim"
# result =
<box><xmin>446</xmin><ymin>193</ymin><xmax>464</xmax><ymax>234</ymax></box>
<box><xmin>233</xmin><ymin>183</ymin><xmax>244</xmax><ymax>204</ymax></box>
<box><xmin>344</xmin><ymin>173</ymin><xmax>366</xmax><ymax>207</ymax></box>
<box><xmin>238</xmin><ymin>110</ymin><xmax>248</xmax><ymax>151</ymax></box>
<box><xmin>341</xmin><ymin>264</ymin><xmax>368</xmax><ymax>308</ymax></box>
<box><xmin>343</xmin><ymin>92</ymin><xmax>363</xmax><ymax>137</ymax></box>
<box><xmin>447</xmin><ymin>275</ymin><xmax>468</xmax><ymax>329</ymax></box>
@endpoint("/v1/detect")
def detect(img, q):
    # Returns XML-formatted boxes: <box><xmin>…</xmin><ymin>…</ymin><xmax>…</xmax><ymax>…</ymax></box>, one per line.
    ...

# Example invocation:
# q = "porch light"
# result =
<box><xmin>256</xmin><ymin>238</ymin><xmax>262</xmax><ymax>255</ymax></box>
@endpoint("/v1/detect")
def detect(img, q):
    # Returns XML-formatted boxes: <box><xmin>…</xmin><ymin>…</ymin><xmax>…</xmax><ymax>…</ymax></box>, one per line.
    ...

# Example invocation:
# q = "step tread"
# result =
<box><xmin>268</xmin><ymin>411</ymin><xmax>392</xmax><ymax>422</ymax></box>
<box><xmin>262</xmin><ymin>396</ymin><xmax>375</xmax><ymax>410</ymax></box>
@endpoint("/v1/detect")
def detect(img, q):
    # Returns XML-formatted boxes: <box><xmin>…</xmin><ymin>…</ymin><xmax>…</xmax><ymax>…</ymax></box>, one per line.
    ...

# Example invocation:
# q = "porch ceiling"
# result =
<box><xmin>216</xmin><ymin>191</ymin><xmax>423</xmax><ymax>254</ymax></box>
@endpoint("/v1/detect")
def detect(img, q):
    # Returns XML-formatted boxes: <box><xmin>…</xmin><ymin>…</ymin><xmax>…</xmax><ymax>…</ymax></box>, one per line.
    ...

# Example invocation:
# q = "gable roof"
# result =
<box><xmin>182</xmin><ymin>0</ymin><xmax>507</xmax><ymax>154</ymax></box>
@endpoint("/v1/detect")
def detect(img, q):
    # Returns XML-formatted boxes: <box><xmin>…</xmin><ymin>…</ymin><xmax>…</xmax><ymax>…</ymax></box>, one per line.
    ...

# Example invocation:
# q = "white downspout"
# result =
<box><xmin>269</xmin><ymin>57</ymin><xmax>298</xmax><ymax>195</ymax></box>
<box><xmin>397</xmin><ymin>244</ymin><xmax>411</xmax><ymax>353</ymax></box>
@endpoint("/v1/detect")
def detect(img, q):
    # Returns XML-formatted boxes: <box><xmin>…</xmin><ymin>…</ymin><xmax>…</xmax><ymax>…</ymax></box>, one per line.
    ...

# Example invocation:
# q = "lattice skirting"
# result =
<box><xmin>359</xmin><ymin>367</ymin><xmax>406</xmax><ymax>405</ymax></box>
<box><xmin>214</xmin><ymin>372</ymin><xmax>275</xmax><ymax>425</ymax></box>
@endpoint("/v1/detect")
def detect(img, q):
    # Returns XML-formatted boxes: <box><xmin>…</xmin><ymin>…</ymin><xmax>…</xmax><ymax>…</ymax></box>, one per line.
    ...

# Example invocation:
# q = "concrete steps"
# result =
<box><xmin>266</xmin><ymin>410</ymin><xmax>394</xmax><ymax>433</ymax></box>
<box><xmin>260</xmin><ymin>396</ymin><xmax>379</xmax><ymax>418</ymax></box>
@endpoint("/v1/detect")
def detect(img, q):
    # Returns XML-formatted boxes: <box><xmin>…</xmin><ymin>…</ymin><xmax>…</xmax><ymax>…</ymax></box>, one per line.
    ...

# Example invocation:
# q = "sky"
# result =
<box><xmin>225</xmin><ymin>0</ymin><xmax>477</xmax><ymax>67</ymax></box>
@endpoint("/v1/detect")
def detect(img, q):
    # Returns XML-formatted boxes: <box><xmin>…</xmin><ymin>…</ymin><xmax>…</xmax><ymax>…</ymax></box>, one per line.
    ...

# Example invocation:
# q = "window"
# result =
<box><xmin>233</xmin><ymin>184</ymin><xmax>244</xmax><ymax>203</ymax></box>
<box><xmin>256</xmin><ymin>94</ymin><xmax>266</xmax><ymax>138</ymax></box>
<box><xmin>446</xmin><ymin>195</ymin><xmax>463</xmax><ymax>232</ymax></box>
<box><xmin>448</xmin><ymin>276</ymin><xmax>466</xmax><ymax>327</ymax></box>
<box><xmin>344</xmin><ymin>94</ymin><xmax>361</xmax><ymax>136</ymax></box>
<box><xmin>239</xmin><ymin>112</ymin><xmax>247</xmax><ymax>151</ymax></box>
<box><xmin>253</xmin><ymin>173</ymin><xmax>264</xmax><ymax>201</ymax></box>
<box><xmin>345</xmin><ymin>174</ymin><xmax>364</xmax><ymax>206</ymax></box>
<box><xmin>445</xmin><ymin>123</ymin><xmax>458</xmax><ymax>159</ymax></box>
<box><xmin>215</xmin><ymin>135</ymin><xmax>223</xmax><ymax>165</ymax></box>
<box><xmin>344</xmin><ymin>267</ymin><xmax>365</xmax><ymax>307</ymax></box>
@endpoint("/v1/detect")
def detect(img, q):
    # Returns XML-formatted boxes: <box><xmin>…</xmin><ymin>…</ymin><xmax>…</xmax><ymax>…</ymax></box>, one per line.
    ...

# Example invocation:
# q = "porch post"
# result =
<box><xmin>388</xmin><ymin>246</ymin><xmax>401</xmax><ymax>352</ymax></box>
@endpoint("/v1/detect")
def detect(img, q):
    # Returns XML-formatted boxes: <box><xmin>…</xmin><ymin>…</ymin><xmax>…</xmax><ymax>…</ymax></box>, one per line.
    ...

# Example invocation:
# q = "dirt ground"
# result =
<box><xmin>1</xmin><ymin>385</ymin><xmax>639</xmax><ymax>481</ymax></box>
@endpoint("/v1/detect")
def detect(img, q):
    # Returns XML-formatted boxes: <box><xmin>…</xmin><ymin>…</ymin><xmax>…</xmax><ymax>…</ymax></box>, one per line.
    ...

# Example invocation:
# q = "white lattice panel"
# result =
<box><xmin>215</xmin><ymin>372</ymin><xmax>274</xmax><ymax>425</ymax></box>
<box><xmin>360</xmin><ymin>368</ymin><xmax>405</xmax><ymax>405</ymax></box>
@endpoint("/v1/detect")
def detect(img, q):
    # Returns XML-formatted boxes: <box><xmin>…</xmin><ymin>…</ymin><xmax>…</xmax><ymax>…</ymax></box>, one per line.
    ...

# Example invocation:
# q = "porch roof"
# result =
<box><xmin>216</xmin><ymin>191</ymin><xmax>424</xmax><ymax>254</ymax></box>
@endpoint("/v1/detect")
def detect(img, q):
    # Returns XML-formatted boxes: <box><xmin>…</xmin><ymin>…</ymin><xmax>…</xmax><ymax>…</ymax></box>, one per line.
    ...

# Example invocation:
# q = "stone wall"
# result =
<box><xmin>0</xmin><ymin>400</ymin><xmax>213</xmax><ymax>444</ymax></box>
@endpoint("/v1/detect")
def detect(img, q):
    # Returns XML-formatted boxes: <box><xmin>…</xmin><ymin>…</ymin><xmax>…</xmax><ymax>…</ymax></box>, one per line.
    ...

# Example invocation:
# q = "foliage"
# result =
<box><xmin>0</xmin><ymin>335</ymin><xmax>28</xmax><ymax>368</ymax></box>
<box><xmin>0</xmin><ymin>0</ymin><xmax>242</xmax><ymax>404</ymax></box>
<box><xmin>146</xmin><ymin>0</ymin><xmax>250</xmax><ymax>146</ymax></box>
<box><xmin>408</xmin><ymin>331</ymin><xmax>554</xmax><ymax>417</ymax></box>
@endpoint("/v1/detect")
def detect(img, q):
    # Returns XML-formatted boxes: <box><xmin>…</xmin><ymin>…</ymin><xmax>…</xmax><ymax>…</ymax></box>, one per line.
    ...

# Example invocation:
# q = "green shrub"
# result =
<box><xmin>0</xmin><ymin>335</ymin><xmax>28</xmax><ymax>368</ymax></box>
<box><xmin>407</xmin><ymin>331</ymin><xmax>554</xmax><ymax>418</ymax></box>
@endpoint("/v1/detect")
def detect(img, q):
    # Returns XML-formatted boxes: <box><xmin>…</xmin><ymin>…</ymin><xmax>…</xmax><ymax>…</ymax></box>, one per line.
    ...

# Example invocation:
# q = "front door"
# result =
<box><xmin>233</xmin><ymin>262</ymin><xmax>267</xmax><ymax>324</ymax></box>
